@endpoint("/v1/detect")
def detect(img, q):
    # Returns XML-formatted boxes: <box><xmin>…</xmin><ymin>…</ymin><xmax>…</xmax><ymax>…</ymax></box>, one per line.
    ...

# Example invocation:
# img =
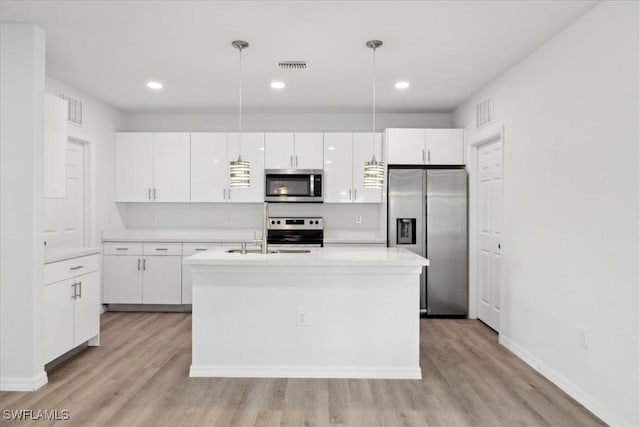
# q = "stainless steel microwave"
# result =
<box><xmin>264</xmin><ymin>169</ymin><xmax>323</xmax><ymax>203</ymax></box>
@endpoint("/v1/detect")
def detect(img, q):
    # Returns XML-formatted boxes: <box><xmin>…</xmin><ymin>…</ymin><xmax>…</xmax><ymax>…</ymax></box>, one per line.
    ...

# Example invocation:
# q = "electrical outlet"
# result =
<box><xmin>578</xmin><ymin>328</ymin><xmax>588</xmax><ymax>349</ymax></box>
<box><xmin>296</xmin><ymin>310</ymin><xmax>309</xmax><ymax>327</ymax></box>
<box><xmin>356</xmin><ymin>215</ymin><xmax>362</xmax><ymax>224</ymax></box>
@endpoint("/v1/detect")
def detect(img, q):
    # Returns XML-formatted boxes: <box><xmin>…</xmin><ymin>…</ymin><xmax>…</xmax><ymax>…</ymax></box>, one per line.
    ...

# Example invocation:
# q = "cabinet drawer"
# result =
<box><xmin>44</xmin><ymin>254</ymin><xmax>100</xmax><ymax>285</ymax></box>
<box><xmin>103</xmin><ymin>242</ymin><xmax>143</xmax><ymax>256</ymax></box>
<box><xmin>182</xmin><ymin>243</ymin><xmax>220</xmax><ymax>257</ymax></box>
<box><xmin>143</xmin><ymin>242</ymin><xmax>182</xmax><ymax>256</ymax></box>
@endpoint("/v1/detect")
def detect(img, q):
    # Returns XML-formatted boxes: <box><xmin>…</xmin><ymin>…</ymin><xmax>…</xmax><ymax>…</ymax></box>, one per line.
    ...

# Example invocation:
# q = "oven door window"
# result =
<box><xmin>266</xmin><ymin>175</ymin><xmax>310</xmax><ymax>197</ymax></box>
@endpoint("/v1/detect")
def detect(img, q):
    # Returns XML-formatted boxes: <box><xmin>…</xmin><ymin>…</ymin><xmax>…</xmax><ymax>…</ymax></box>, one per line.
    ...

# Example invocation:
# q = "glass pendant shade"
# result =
<box><xmin>229</xmin><ymin>154</ymin><xmax>250</xmax><ymax>187</ymax></box>
<box><xmin>229</xmin><ymin>40</ymin><xmax>250</xmax><ymax>188</ymax></box>
<box><xmin>364</xmin><ymin>154</ymin><xmax>385</xmax><ymax>188</ymax></box>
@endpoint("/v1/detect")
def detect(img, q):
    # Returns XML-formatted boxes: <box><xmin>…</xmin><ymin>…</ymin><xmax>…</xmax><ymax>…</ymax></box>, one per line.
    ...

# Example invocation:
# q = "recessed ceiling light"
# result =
<box><xmin>147</xmin><ymin>81</ymin><xmax>163</xmax><ymax>90</ymax></box>
<box><xmin>270</xmin><ymin>81</ymin><xmax>285</xmax><ymax>89</ymax></box>
<box><xmin>327</xmin><ymin>146</ymin><xmax>336</xmax><ymax>151</ymax></box>
<box><xmin>394</xmin><ymin>81</ymin><xmax>410</xmax><ymax>90</ymax></box>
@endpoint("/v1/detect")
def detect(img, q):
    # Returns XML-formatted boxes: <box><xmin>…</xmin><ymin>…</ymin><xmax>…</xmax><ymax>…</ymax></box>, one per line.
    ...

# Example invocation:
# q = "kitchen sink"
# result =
<box><xmin>225</xmin><ymin>248</ymin><xmax>311</xmax><ymax>254</ymax></box>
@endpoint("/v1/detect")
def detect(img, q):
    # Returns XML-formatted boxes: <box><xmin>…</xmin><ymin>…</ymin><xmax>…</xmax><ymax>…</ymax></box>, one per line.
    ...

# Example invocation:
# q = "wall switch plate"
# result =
<box><xmin>296</xmin><ymin>310</ymin><xmax>309</xmax><ymax>327</ymax></box>
<box><xmin>578</xmin><ymin>328</ymin><xmax>588</xmax><ymax>349</ymax></box>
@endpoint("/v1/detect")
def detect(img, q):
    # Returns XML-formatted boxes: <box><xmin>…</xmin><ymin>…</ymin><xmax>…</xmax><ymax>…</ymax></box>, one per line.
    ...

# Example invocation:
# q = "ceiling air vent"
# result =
<box><xmin>58</xmin><ymin>92</ymin><xmax>83</xmax><ymax>126</ymax></box>
<box><xmin>277</xmin><ymin>61</ymin><xmax>309</xmax><ymax>71</ymax></box>
<box><xmin>476</xmin><ymin>97</ymin><xmax>493</xmax><ymax>129</ymax></box>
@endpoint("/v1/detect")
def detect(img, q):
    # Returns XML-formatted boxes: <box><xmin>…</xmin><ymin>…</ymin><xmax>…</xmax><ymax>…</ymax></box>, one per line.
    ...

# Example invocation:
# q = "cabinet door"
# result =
<box><xmin>425</xmin><ymin>129</ymin><xmax>464</xmax><ymax>165</ymax></box>
<box><xmin>44</xmin><ymin>279</ymin><xmax>74</xmax><ymax>362</ymax></box>
<box><xmin>153</xmin><ymin>133</ymin><xmax>190</xmax><ymax>202</ymax></box>
<box><xmin>227</xmin><ymin>133</ymin><xmax>265</xmax><ymax>203</ymax></box>
<box><xmin>352</xmin><ymin>133</ymin><xmax>383</xmax><ymax>203</ymax></box>
<box><xmin>182</xmin><ymin>244</ymin><xmax>221</xmax><ymax>304</ymax></box>
<box><xmin>386</xmin><ymin>129</ymin><xmax>425</xmax><ymax>165</ymax></box>
<box><xmin>323</xmin><ymin>133</ymin><xmax>353</xmax><ymax>203</ymax></box>
<box><xmin>142</xmin><ymin>256</ymin><xmax>182</xmax><ymax>304</ymax></box>
<box><xmin>73</xmin><ymin>271</ymin><xmax>100</xmax><ymax>346</ymax></box>
<box><xmin>190</xmin><ymin>133</ymin><xmax>228</xmax><ymax>202</ymax></box>
<box><xmin>115</xmin><ymin>133</ymin><xmax>154</xmax><ymax>202</ymax></box>
<box><xmin>103</xmin><ymin>255</ymin><xmax>142</xmax><ymax>304</ymax></box>
<box><xmin>294</xmin><ymin>133</ymin><xmax>324</xmax><ymax>169</ymax></box>
<box><xmin>44</xmin><ymin>94</ymin><xmax>68</xmax><ymax>199</ymax></box>
<box><xmin>265</xmin><ymin>133</ymin><xmax>294</xmax><ymax>169</ymax></box>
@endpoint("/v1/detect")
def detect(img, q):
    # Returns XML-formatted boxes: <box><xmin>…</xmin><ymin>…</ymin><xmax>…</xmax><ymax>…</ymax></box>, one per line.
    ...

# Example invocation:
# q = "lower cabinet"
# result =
<box><xmin>181</xmin><ymin>243</ymin><xmax>221</xmax><ymax>304</ymax></box>
<box><xmin>44</xmin><ymin>256</ymin><xmax>100</xmax><ymax>364</ymax></box>
<box><xmin>103</xmin><ymin>242</ymin><xmax>182</xmax><ymax>305</ymax></box>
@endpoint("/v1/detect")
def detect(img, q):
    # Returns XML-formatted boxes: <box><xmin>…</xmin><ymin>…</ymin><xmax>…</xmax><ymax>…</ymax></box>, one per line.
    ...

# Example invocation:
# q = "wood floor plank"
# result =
<box><xmin>0</xmin><ymin>313</ymin><xmax>605</xmax><ymax>427</ymax></box>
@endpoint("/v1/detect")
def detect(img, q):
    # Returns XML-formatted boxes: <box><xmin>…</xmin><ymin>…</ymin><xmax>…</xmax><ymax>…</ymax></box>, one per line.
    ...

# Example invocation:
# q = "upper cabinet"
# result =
<box><xmin>386</xmin><ymin>128</ymin><xmax>464</xmax><ymax>165</ymax></box>
<box><xmin>324</xmin><ymin>132</ymin><xmax>383</xmax><ymax>204</ymax></box>
<box><xmin>190</xmin><ymin>132</ymin><xmax>265</xmax><ymax>203</ymax></box>
<box><xmin>44</xmin><ymin>94</ymin><xmax>68</xmax><ymax>199</ymax></box>
<box><xmin>265</xmin><ymin>133</ymin><xmax>323</xmax><ymax>169</ymax></box>
<box><xmin>115</xmin><ymin>133</ymin><xmax>190</xmax><ymax>202</ymax></box>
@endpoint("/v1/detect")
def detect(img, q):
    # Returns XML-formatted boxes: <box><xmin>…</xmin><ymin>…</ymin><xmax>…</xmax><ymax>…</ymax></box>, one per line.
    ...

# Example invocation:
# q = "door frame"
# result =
<box><xmin>467</xmin><ymin>123</ymin><xmax>505</xmax><ymax>332</ymax></box>
<box><xmin>68</xmin><ymin>136</ymin><xmax>93</xmax><ymax>247</ymax></box>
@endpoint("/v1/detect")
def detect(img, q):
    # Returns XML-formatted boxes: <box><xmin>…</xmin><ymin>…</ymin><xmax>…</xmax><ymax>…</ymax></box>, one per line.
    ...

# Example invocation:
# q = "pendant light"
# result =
<box><xmin>364</xmin><ymin>40</ymin><xmax>385</xmax><ymax>188</ymax></box>
<box><xmin>229</xmin><ymin>40</ymin><xmax>250</xmax><ymax>188</ymax></box>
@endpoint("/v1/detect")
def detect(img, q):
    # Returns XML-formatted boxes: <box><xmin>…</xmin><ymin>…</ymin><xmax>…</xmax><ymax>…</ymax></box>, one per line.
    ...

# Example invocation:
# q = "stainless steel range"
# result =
<box><xmin>267</xmin><ymin>217</ymin><xmax>324</xmax><ymax>247</ymax></box>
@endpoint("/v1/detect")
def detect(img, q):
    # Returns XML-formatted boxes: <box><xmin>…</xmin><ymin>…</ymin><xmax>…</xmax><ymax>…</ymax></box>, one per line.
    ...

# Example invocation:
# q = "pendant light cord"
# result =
<box><xmin>238</xmin><ymin>46</ymin><xmax>243</xmax><ymax>154</ymax></box>
<box><xmin>372</xmin><ymin>45</ymin><xmax>376</xmax><ymax>152</ymax></box>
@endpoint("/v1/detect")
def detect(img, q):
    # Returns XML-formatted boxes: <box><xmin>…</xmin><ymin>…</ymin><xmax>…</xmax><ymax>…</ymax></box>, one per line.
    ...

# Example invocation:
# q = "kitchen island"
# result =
<box><xmin>184</xmin><ymin>246</ymin><xmax>428</xmax><ymax>379</ymax></box>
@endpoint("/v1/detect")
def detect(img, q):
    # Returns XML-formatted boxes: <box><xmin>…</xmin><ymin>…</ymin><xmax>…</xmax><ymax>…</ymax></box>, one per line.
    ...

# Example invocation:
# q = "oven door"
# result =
<box><xmin>265</xmin><ymin>169</ymin><xmax>323</xmax><ymax>202</ymax></box>
<box><xmin>267</xmin><ymin>230</ymin><xmax>324</xmax><ymax>247</ymax></box>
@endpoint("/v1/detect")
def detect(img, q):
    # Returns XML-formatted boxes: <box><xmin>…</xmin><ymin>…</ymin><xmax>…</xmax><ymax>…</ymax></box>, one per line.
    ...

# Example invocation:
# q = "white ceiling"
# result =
<box><xmin>0</xmin><ymin>0</ymin><xmax>599</xmax><ymax>113</ymax></box>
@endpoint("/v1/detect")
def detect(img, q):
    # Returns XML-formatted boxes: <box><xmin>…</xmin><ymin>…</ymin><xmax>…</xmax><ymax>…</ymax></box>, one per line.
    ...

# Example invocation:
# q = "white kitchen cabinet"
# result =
<box><xmin>44</xmin><ymin>94</ymin><xmax>68</xmax><ymax>199</ymax></box>
<box><xmin>44</xmin><ymin>255</ymin><xmax>100</xmax><ymax>363</ymax></box>
<box><xmin>190</xmin><ymin>132</ymin><xmax>228</xmax><ymax>202</ymax></box>
<box><xmin>102</xmin><ymin>242</ymin><xmax>182</xmax><ymax>305</ymax></box>
<box><xmin>265</xmin><ymin>132</ymin><xmax>323</xmax><ymax>169</ymax></box>
<box><xmin>352</xmin><ymin>133</ymin><xmax>383</xmax><ymax>203</ymax></box>
<box><xmin>115</xmin><ymin>132</ymin><xmax>190</xmax><ymax>202</ymax></box>
<box><xmin>103</xmin><ymin>254</ymin><xmax>143</xmax><ymax>303</ymax></box>
<box><xmin>323</xmin><ymin>133</ymin><xmax>353</xmax><ymax>203</ymax></box>
<box><xmin>386</xmin><ymin>128</ymin><xmax>464</xmax><ymax>165</ymax></box>
<box><xmin>191</xmin><ymin>132</ymin><xmax>265</xmax><ymax>203</ymax></box>
<box><xmin>227</xmin><ymin>133</ymin><xmax>265</xmax><ymax>203</ymax></box>
<box><xmin>293</xmin><ymin>133</ymin><xmax>324</xmax><ymax>169</ymax></box>
<box><xmin>323</xmin><ymin>133</ymin><xmax>383</xmax><ymax>204</ymax></box>
<box><xmin>265</xmin><ymin>133</ymin><xmax>294</xmax><ymax>169</ymax></box>
<box><xmin>153</xmin><ymin>133</ymin><xmax>190</xmax><ymax>202</ymax></box>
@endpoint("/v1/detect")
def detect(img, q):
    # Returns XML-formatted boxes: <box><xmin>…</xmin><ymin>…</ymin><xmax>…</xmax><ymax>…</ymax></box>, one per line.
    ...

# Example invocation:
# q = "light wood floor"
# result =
<box><xmin>0</xmin><ymin>312</ymin><xmax>603</xmax><ymax>427</ymax></box>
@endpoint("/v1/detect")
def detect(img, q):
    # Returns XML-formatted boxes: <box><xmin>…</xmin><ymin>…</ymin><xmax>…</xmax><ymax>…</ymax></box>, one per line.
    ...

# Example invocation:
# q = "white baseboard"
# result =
<box><xmin>499</xmin><ymin>334</ymin><xmax>632</xmax><ymax>427</ymax></box>
<box><xmin>190</xmin><ymin>365</ymin><xmax>422</xmax><ymax>380</ymax></box>
<box><xmin>0</xmin><ymin>371</ymin><xmax>48</xmax><ymax>391</ymax></box>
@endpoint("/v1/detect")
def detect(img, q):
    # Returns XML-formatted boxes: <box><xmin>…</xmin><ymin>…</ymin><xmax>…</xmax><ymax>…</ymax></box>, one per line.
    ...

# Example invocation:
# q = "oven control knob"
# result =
<box><xmin>277</xmin><ymin>220</ymin><xmax>281</xmax><ymax>224</ymax></box>
<box><xmin>315</xmin><ymin>220</ymin><xmax>319</xmax><ymax>224</ymax></box>
<box><xmin>271</xmin><ymin>220</ymin><xmax>275</xmax><ymax>224</ymax></box>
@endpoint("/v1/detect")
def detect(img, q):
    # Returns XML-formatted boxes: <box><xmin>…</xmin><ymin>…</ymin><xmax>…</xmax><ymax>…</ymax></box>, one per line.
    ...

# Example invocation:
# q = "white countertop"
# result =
<box><xmin>185</xmin><ymin>246</ymin><xmax>428</xmax><ymax>267</ymax></box>
<box><xmin>45</xmin><ymin>247</ymin><xmax>101</xmax><ymax>264</ymax></box>
<box><xmin>102</xmin><ymin>228</ymin><xmax>386</xmax><ymax>245</ymax></box>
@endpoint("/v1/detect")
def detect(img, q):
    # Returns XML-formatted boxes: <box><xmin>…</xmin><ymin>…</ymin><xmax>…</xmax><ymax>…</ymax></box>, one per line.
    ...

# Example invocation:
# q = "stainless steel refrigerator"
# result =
<box><xmin>388</xmin><ymin>168</ymin><xmax>468</xmax><ymax>316</ymax></box>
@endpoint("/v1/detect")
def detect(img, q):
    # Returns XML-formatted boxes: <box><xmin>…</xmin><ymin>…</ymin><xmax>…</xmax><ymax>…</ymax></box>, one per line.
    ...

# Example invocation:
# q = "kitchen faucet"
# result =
<box><xmin>253</xmin><ymin>202</ymin><xmax>269</xmax><ymax>254</ymax></box>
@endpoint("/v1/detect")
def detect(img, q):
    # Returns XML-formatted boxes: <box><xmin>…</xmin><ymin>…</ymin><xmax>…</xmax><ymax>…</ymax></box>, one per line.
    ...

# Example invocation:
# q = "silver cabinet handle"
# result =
<box><xmin>71</xmin><ymin>282</ymin><xmax>77</xmax><ymax>299</ymax></box>
<box><xmin>354</xmin><ymin>188</ymin><xmax>357</xmax><ymax>201</ymax></box>
<box><xmin>153</xmin><ymin>188</ymin><xmax>157</xmax><ymax>200</ymax></box>
<box><xmin>137</xmin><ymin>258</ymin><xmax>141</xmax><ymax>270</ymax></box>
<box><xmin>422</xmin><ymin>149</ymin><xmax>426</xmax><ymax>163</ymax></box>
<box><xmin>116</xmin><ymin>247</ymin><xmax>128</xmax><ymax>251</ymax></box>
<box><xmin>195</xmin><ymin>248</ymin><xmax>207</xmax><ymax>251</ymax></box>
<box><xmin>295</xmin><ymin>155</ymin><xmax>299</xmax><ymax>167</ymax></box>
<box><xmin>70</xmin><ymin>265</ymin><xmax>83</xmax><ymax>270</ymax></box>
<box><xmin>148</xmin><ymin>188</ymin><xmax>152</xmax><ymax>200</ymax></box>
<box><xmin>290</xmin><ymin>155</ymin><xmax>293</xmax><ymax>167</ymax></box>
<box><xmin>142</xmin><ymin>259</ymin><xmax>146</xmax><ymax>270</ymax></box>
<box><xmin>155</xmin><ymin>248</ymin><xmax>168</xmax><ymax>251</ymax></box>
<box><xmin>427</xmin><ymin>149</ymin><xmax>431</xmax><ymax>163</ymax></box>
<box><xmin>78</xmin><ymin>281</ymin><xmax>82</xmax><ymax>298</ymax></box>
<box><xmin>227</xmin><ymin>188</ymin><xmax>231</xmax><ymax>201</ymax></box>
<box><xmin>223</xmin><ymin>188</ymin><xmax>226</xmax><ymax>200</ymax></box>
<box><xmin>349</xmin><ymin>188</ymin><xmax>352</xmax><ymax>200</ymax></box>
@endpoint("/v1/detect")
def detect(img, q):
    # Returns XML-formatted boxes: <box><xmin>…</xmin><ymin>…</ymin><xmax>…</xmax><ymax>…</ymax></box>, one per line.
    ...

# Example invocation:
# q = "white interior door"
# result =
<box><xmin>43</xmin><ymin>141</ymin><xmax>85</xmax><ymax>247</ymax></box>
<box><xmin>477</xmin><ymin>139</ymin><xmax>503</xmax><ymax>331</ymax></box>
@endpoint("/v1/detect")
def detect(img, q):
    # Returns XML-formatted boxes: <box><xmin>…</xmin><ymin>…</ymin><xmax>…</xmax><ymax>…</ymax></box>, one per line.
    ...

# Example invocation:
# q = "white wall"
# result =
<box><xmin>0</xmin><ymin>23</ymin><xmax>47</xmax><ymax>390</ymax></box>
<box><xmin>45</xmin><ymin>76</ymin><xmax>127</xmax><ymax>245</ymax></box>
<box><xmin>124</xmin><ymin>112</ymin><xmax>451</xmax><ymax>132</ymax></box>
<box><xmin>453</xmin><ymin>2</ymin><xmax>639</xmax><ymax>425</ymax></box>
